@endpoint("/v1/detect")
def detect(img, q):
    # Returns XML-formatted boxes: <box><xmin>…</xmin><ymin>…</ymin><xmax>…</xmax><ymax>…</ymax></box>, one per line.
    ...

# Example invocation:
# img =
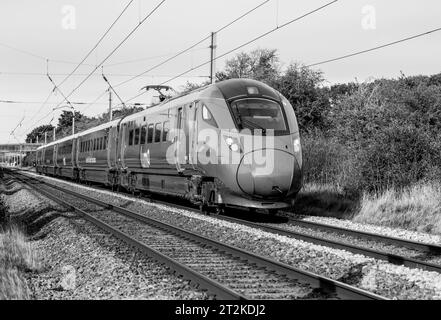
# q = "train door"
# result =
<box><xmin>188</xmin><ymin>102</ymin><xmax>198</xmax><ymax>170</ymax></box>
<box><xmin>108</xmin><ymin>125</ymin><xmax>118</xmax><ymax>168</ymax></box>
<box><xmin>53</xmin><ymin>145</ymin><xmax>58</xmax><ymax>168</ymax></box>
<box><xmin>119</xmin><ymin>123</ymin><xmax>127</xmax><ymax>169</ymax></box>
<box><xmin>72</xmin><ymin>138</ymin><xmax>77</xmax><ymax>167</ymax></box>
<box><xmin>175</xmin><ymin>107</ymin><xmax>185</xmax><ymax>172</ymax></box>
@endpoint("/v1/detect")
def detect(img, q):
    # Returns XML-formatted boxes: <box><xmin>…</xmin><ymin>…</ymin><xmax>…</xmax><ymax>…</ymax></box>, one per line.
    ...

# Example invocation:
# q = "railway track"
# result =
<box><xmin>13</xmin><ymin>169</ymin><xmax>441</xmax><ymax>275</ymax></box>
<box><xmin>282</xmin><ymin>216</ymin><xmax>441</xmax><ymax>255</ymax></box>
<box><xmin>7</xmin><ymin>170</ymin><xmax>385</xmax><ymax>300</ymax></box>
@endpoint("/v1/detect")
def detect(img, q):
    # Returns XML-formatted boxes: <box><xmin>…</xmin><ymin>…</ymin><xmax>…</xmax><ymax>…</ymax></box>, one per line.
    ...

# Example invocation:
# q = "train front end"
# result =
<box><xmin>198</xmin><ymin>79</ymin><xmax>302</xmax><ymax>211</ymax></box>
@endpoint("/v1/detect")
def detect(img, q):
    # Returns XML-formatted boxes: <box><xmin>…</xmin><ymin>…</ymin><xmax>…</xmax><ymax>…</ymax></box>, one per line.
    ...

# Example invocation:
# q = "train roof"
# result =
<box><xmin>36</xmin><ymin>79</ymin><xmax>279</xmax><ymax>151</ymax></box>
<box><xmin>36</xmin><ymin>133</ymin><xmax>79</xmax><ymax>150</ymax></box>
<box><xmin>119</xmin><ymin>78</ymin><xmax>273</xmax><ymax>123</ymax></box>
<box><xmin>37</xmin><ymin>118</ymin><xmax>121</xmax><ymax>150</ymax></box>
<box><xmin>215</xmin><ymin>78</ymin><xmax>280</xmax><ymax>101</ymax></box>
<box><xmin>75</xmin><ymin>118</ymin><xmax>121</xmax><ymax>137</ymax></box>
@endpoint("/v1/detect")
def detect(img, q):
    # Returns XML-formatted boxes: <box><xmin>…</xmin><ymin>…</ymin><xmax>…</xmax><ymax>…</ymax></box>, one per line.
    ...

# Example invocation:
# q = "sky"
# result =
<box><xmin>1</xmin><ymin>0</ymin><xmax>440</xmax><ymax>143</ymax></box>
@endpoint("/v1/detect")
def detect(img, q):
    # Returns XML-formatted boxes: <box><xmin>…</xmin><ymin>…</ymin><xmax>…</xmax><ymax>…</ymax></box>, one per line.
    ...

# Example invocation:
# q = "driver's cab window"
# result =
<box><xmin>201</xmin><ymin>104</ymin><xmax>218</xmax><ymax>128</ymax></box>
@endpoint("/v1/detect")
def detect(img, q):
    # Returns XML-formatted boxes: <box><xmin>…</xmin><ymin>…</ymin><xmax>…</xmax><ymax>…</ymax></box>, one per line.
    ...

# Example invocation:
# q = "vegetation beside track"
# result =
<box><xmin>0</xmin><ymin>179</ymin><xmax>41</xmax><ymax>299</ymax></box>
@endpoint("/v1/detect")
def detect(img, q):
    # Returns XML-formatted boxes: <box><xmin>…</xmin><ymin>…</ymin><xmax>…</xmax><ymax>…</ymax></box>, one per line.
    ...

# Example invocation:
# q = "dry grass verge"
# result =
<box><xmin>293</xmin><ymin>182</ymin><xmax>441</xmax><ymax>236</ymax></box>
<box><xmin>354</xmin><ymin>183</ymin><xmax>441</xmax><ymax>235</ymax></box>
<box><xmin>1</xmin><ymin>189</ymin><xmax>41</xmax><ymax>299</ymax></box>
<box><xmin>0</xmin><ymin>225</ymin><xmax>42</xmax><ymax>299</ymax></box>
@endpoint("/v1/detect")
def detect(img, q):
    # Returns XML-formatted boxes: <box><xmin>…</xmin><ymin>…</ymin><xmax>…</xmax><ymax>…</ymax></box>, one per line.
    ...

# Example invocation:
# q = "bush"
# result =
<box><xmin>354</xmin><ymin>125</ymin><xmax>441</xmax><ymax>192</ymax></box>
<box><xmin>301</xmin><ymin>131</ymin><xmax>355</xmax><ymax>191</ymax></box>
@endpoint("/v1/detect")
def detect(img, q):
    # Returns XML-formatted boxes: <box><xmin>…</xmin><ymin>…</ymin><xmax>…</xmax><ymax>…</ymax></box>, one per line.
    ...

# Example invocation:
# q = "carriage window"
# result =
<box><xmin>154</xmin><ymin>123</ymin><xmax>162</xmax><ymax>143</ymax></box>
<box><xmin>147</xmin><ymin>124</ymin><xmax>154</xmax><ymax>143</ymax></box>
<box><xmin>141</xmin><ymin>126</ymin><xmax>147</xmax><ymax>144</ymax></box>
<box><xmin>202</xmin><ymin>104</ymin><xmax>218</xmax><ymax>127</ymax></box>
<box><xmin>163</xmin><ymin>121</ymin><xmax>169</xmax><ymax>141</ymax></box>
<box><xmin>129</xmin><ymin>130</ymin><xmax>134</xmax><ymax>146</ymax></box>
<box><xmin>134</xmin><ymin>128</ymin><xmax>140</xmax><ymax>145</ymax></box>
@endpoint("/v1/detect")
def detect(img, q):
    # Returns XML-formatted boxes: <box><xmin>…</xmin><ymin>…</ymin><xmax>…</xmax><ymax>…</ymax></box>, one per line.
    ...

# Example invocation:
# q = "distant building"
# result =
<box><xmin>0</xmin><ymin>143</ymin><xmax>42</xmax><ymax>167</ymax></box>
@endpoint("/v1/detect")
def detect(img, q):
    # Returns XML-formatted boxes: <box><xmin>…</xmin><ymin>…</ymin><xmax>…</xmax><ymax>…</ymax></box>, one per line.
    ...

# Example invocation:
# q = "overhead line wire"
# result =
<box><xmin>112</xmin><ymin>0</ymin><xmax>271</xmax><ymax>89</ymax></box>
<box><xmin>159</xmin><ymin>0</ymin><xmax>339</xmax><ymax>86</ymax></box>
<box><xmin>306</xmin><ymin>26</ymin><xmax>441</xmax><ymax>67</ymax></box>
<box><xmin>57</xmin><ymin>0</ymin><xmax>135</xmax><ymax>88</ymax></box>
<box><xmin>34</xmin><ymin>0</ymin><xmax>166</xmax><ymax>129</ymax></box>
<box><xmin>51</xmin><ymin>0</ymin><xmax>166</xmax><ymax>113</ymax></box>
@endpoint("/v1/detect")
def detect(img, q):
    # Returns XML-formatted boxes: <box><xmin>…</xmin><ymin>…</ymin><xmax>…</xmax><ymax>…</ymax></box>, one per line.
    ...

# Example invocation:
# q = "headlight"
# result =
<box><xmin>293</xmin><ymin>138</ymin><xmax>301</xmax><ymax>153</ymax></box>
<box><xmin>224</xmin><ymin>136</ymin><xmax>241</xmax><ymax>153</ymax></box>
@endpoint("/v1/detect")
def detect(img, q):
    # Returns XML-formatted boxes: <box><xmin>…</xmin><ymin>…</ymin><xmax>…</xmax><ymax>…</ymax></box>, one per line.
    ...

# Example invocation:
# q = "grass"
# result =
<box><xmin>0</xmin><ymin>226</ymin><xmax>41</xmax><ymax>299</ymax></box>
<box><xmin>294</xmin><ymin>182</ymin><xmax>441</xmax><ymax>236</ymax></box>
<box><xmin>1</xmin><ymin>193</ymin><xmax>41</xmax><ymax>300</ymax></box>
<box><xmin>354</xmin><ymin>183</ymin><xmax>441</xmax><ymax>235</ymax></box>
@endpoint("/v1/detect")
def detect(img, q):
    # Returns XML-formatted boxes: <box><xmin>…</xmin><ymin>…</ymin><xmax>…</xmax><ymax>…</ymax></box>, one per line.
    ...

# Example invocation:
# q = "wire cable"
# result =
<box><xmin>160</xmin><ymin>0</ymin><xmax>339</xmax><ymax>86</ymax></box>
<box><xmin>306</xmin><ymin>26</ymin><xmax>441</xmax><ymax>67</ymax></box>
<box><xmin>50</xmin><ymin>0</ymin><xmax>166</xmax><ymax>113</ymax></box>
<box><xmin>104</xmin><ymin>47</ymin><xmax>207</xmax><ymax>67</ymax></box>
<box><xmin>57</xmin><ymin>0</ymin><xmax>135</xmax><ymax>88</ymax></box>
<box><xmin>113</xmin><ymin>0</ymin><xmax>271</xmax><ymax>88</ymax></box>
<box><xmin>77</xmin><ymin>0</ymin><xmax>270</xmax><ymax>116</ymax></box>
<box><xmin>0</xmin><ymin>42</ymin><xmax>95</xmax><ymax>66</ymax></box>
<box><xmin>0</xmin><ymin>71</ymin><xmax>209</xmax><ymax>78</ymax></box>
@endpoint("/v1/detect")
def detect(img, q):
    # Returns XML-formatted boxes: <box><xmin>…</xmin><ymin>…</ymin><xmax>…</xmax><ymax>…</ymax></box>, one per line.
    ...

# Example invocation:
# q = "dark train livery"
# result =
<box><xmin>36</xmin><ymin>79</ymin><xmax>303</xmax><ymax>213</ymax></box>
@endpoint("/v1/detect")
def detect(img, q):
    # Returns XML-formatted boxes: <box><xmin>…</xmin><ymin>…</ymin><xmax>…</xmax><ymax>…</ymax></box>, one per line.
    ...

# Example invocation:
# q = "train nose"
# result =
<box><xmin>236</xmin><ymin>149</ymin><xmax>295</xmax><ymax>198</ymax></box>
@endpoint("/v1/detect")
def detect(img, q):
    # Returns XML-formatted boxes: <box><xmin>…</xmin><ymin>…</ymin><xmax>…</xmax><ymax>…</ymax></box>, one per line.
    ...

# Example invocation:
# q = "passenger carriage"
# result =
<box><xmin>36</xmin><ymin>79</ymin><xmax>303</xmax><ymax>213</ymax></box>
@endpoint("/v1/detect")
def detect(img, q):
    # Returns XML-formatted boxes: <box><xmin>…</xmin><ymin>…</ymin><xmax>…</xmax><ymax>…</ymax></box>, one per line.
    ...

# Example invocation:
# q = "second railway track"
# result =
<box><xmin>8</xmin><ymin>170</ymin><xmax>385</xmax><ymax>300</ymax></box>
<box><xmin>14</xmin><ymin>170</ymin><xmax>441</xmax><ymax>275</ymax></box>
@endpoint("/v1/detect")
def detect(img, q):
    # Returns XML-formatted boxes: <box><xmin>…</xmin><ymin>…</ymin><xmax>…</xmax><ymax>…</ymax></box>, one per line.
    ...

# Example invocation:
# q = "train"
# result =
<box><xmin>36</xmin><ymin>78</ymin><xmax>303</xmax><ymax>214</ymax></box>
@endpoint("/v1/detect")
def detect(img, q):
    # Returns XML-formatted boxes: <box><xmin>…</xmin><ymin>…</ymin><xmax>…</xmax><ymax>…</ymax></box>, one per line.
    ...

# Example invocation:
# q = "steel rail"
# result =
<box><xmin>217</xmin><ymin>215</ymin><xmax>441</xmax><ymax>274</ymax></box>
<box><xmin>11</xmin><ymin>173</ymin><xmax>247</xmax><ymax>300</ymax></box>
<box><xmin>15</xmin><ymin>170</ymin><xmax>441</xmax><ymax>272</ymax></box>
<box><xmin>13</xmin><ymin>171</ymin><xmax>386</xmax><ymax>300</ymax></box>
<box><xmin>283</xmin><ymin>216</ymin><xmax>441</xmax><ymax>255</ymax></box>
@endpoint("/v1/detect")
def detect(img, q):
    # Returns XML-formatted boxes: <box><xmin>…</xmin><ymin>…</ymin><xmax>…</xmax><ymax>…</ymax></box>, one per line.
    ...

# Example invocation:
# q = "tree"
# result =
<box><xmin>179</xmin><ymin>80</ymin><xmax>210</xmax><ymax>94</ymax></box>
<box><xmin>216</xmin><ymin>48</ymin><xmax>280</xmax><ymax>86</ymax></box>
<box><xmin>57</xmin><ymin>110</ymin><xmax>83</xmax><ymax>129</ymax></box>
<box><xmin>25</xmin><ymin>124</ymin><xmax>54</xmax><ymax>143</ymax></box>
<box><xmin>275</xmin><ymin>63</ymin><xmax>330</xmax><ymax>132</ymax></box>
<box><xmin>111</xmin><ymin>105</ymin><xmax>144</xmax><ymax>119</ymax></box>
